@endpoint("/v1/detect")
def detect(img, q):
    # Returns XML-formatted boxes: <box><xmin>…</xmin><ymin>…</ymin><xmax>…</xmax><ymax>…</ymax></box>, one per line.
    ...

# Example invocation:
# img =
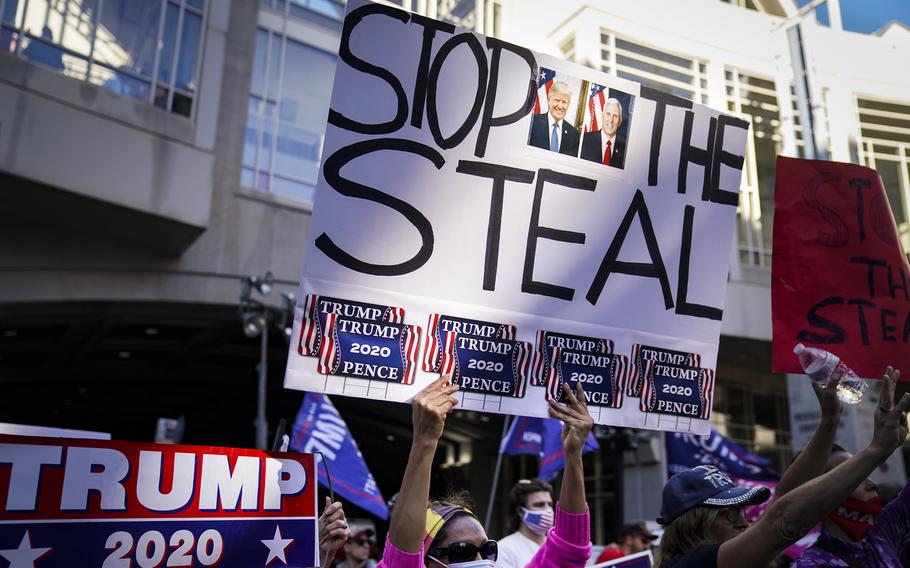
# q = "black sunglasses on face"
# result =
<box><xmin>427</xmin><ymin>539</ymin><xmax>497</xmax><ymax>564</ymax></box>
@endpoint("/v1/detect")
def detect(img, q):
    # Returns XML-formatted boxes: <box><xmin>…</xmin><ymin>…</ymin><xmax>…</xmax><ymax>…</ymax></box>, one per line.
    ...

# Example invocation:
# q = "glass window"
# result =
<box><xmin>601</xmin><ymin>31</ymin><xmax>707</xmax><ymax>104</ymax></box>
<box><xmin>877</xmin><ymin>161</ymin><xmax>906</xmax><ymax>226</ymax></box>
<box><xmin>7</xmin><ymin>0</ymin><xmax>205</xmax><ymax>118</ymax></box>
<box><xmin>157</xmin><ymin>3</ymin><xmax>180</xmax><ymax>84</ymax></box>
<box><xmin>20</xmin><ymin>0</ymin><xmax>97</xmax><ymax>58</ymax></box>
<box><xmin>263</xmin><ymin>0</ymin><xmax>345</xmax><ymax>22</ymax></box>
<box><xmin>2</xmin><ymin>0</ymin><xmax>21</xmax><ymax>25</ymax></box>
<box><xmin>175</xmin><ymin>11</ymin><xmax>202</xmax><ymax>92</ymax></box>
<box><xmin>559</xmin><ymin>36</ymin><xmax>575</xmax><ymax>62</ymax></box>
<box><xmin>94</xmin><ymin>0</ymin><xmax>161</xmax><ymax>78</ymax></box>
<box><xmin>242</xmin><ymin>29</ymin><xmax>337</xmax><ymax>204</ymax></box>
<box><xmin>856</xmin><ymin>96</ymin><xmax>910</xmax><ymax>249</ymax></box>
<box><xmin>726</xmin><ymin>69</ymin><xmax>801</xmax><ymax>268</ymax></box>
<box><xmin>250</xmin><ymin>29</ymin><xmax>268</xmax><ymax>96</ymax></box>
<box><xmin>290</xmin><ymin>0</ymin><xmax>345</xmax><ymax>21</ymax></box>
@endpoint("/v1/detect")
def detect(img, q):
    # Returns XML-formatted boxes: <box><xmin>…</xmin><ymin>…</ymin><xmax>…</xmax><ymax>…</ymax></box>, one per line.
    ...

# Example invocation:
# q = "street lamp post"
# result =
<box><xmin>239</xmin><ymin>271</ymin><xmax>295</xmax><ymax>450</ymax></box>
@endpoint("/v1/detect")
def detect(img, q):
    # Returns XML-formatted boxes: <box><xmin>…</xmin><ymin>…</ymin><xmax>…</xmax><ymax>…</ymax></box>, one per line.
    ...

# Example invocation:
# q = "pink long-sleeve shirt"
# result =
<box><xmin>377</xmin><ymin>504</ymin><xmax>591</xmax><ymax>568</ymax></box>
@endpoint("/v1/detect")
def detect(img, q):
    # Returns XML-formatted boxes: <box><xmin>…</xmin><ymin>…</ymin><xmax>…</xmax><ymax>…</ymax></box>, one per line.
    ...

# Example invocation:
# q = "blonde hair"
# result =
<box><xmin>654</xmin><ymin>507</ymin><xmax>722</xmax><ymax>568</ymax></box>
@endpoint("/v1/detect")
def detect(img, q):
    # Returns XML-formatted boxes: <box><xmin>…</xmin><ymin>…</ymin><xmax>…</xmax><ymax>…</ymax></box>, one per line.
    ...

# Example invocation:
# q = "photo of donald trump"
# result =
<box><xmin>528</xmin><ymin>77</ymin><xmax>580</xmax><ymax>156</ymax></box>
<box><xmin>580</xmin><ymin>95</ymin><xmax>627</xmax><ymax>168</ymax></box>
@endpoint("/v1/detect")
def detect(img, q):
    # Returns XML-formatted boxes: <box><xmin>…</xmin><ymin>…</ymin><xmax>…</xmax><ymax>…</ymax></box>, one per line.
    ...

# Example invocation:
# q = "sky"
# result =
<box><xmin>796</xmin><ymin>0</ymin><xmax>910</xmax><ymax>34</ymax></box>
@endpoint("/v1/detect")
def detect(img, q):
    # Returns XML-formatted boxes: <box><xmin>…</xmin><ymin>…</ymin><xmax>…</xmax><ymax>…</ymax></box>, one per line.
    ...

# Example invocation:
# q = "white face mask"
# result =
<box><xmin>448</xmin><ymin>561</ymin><xmax>496</xmax><ymax>568</ymax></box>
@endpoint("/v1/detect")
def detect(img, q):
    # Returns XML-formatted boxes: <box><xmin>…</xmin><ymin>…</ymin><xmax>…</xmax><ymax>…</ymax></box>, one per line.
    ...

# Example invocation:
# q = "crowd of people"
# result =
<box><xmin>315</xmin><ymin>366</ymin><xmax>909</xmax><ymax>568</ymax></box>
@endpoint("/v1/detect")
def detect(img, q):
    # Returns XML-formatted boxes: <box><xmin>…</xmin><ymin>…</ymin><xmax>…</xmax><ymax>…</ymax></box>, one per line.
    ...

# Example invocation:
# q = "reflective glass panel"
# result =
<box><xmin>157</xmin><ymin>2</ymin><xmax>179</xmax><ymax>84</ymax></box>
<box><xmin>175</xmin><ymin>11</ymin><xmax>201</xmax><ymax>91</ymax></box>
<box><xmin>94</xmin><ymin>0</ymin><xmax>161</xmax><ymax>78</ymax></box>
<box><xmin>274</xmin><ymin>38</ymin><xmax>335</xmax><ymax>187</ymax></box>
<box><xmin>2</xmin><ymin>0</ymin><xmax>21</xmax><ymax>24</ymax></box>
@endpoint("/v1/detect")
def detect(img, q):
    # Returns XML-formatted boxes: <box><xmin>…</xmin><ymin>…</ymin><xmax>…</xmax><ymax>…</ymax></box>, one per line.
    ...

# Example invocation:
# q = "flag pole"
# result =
<box><xmin>484</xmin><ymin>414</ymin><xmax>513</xmax><ymax>531</ymax></box>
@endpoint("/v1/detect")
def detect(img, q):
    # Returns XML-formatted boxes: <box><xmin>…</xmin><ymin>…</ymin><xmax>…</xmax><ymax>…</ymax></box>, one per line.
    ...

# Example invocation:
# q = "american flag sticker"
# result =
<box><xmin>442</xmin><ymin>333</ymin><xmax>532</xmax><ymax>398</ymax></box>
<box><xmin>533</xmin><ymin>67</ymin><xmax>557</xmax><ymax>115</ymax></box>
<box><xmin>422</xmin><ymin>313</ymin><xmax>517</xmax><ymax>373</ymax></box>
<box><xmin>640</xmin><ymin>361</ymin><xmax>714</xmax><ymax>420</ymax></box>
<box><xmin>545</xmin><ymin>347</ymin><xmax>628</xmax><ymax>409</ymax></box>
<box><xmin>298</xmin><ymin>294</ymin><xmax>405</xmax><ymax>357</ymax></box>
<box><xmin>583</xmin><ymin>82</ymin><xmax>607</xmax><ymax>134</ymax></box>
<box><xmin>316</xmin><ymin>313</ymin><xmax>421</xmax><ymax>385</ymax></box>
<box><xmin>531</xmin><ymin>330</ymin><xmax>614</xmax><ymax>386</ymax></box>
<box><xmin>628</xmin><ymin>344</ymin><xmax>701</xmax><ymax>398</ymax></box>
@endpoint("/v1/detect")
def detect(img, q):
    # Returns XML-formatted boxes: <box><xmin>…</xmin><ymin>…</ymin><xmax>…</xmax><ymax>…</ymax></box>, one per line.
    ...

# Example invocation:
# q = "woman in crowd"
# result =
<box><xmin>378</xmin><ymin>375</ymin><xmax>594</xmax><ymax>568</ymax></box>
<box><xmin>793</xmin><ymin>447</ymin><xmax>910</xmax><ymax>565</ymax></box>
<box><xmin>655</xmin><ymin>366</ymin><xmax>908</xmax><ymax>568</ymax></box>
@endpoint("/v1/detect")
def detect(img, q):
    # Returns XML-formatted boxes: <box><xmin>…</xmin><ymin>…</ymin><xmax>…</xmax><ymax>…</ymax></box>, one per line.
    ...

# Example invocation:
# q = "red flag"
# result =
<box><xmin>771</xmin><ymin>156</ymin><xmax>910</xmax><ymax>378</ymax></box>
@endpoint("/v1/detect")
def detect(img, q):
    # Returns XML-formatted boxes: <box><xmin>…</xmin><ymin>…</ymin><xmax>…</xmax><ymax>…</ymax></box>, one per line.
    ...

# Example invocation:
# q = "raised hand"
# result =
<box><xmin>318</xmin><ymin>496</ymin><xmax>350</xmax><ymax>568</ymax></box>
<box><xmin>411</xmin><ymin>374</ymin><xmax>459</xmax><ymax>444</ymax></box>
<box><xmin>547</xmin><ymin>381</ymin><xmax>594</xmax><ymax>456</ymax></box>
<box><xmin>811</xmin><ymin>366</ymin><xmax>843</xmax><ymax>422</ymax></box>
<box><xmin>870</xmin><ymin>367</ymin><xmax>909</xmax><ymax>456</ymax></box>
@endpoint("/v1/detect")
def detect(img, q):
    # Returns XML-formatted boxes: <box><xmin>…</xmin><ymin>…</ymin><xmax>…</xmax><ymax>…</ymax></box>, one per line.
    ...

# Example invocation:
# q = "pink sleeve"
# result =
<box><xmin>377</xmin><ymin>535</ymin><xmax>424</xmax><ymax>568</ymax></box>
<box><xmin>524</xmin><ymin>503</ymin><xmax>591</xmax><ymax>568</ymax></box>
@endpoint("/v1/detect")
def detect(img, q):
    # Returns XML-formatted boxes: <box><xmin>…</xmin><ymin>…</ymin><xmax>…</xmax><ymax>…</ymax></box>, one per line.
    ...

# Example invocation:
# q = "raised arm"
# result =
<box><xmin>387</xmin><ymin>375</ymin><xmax>459</xmax><ymax>553</ymax></box>
<box><xmin>717</xmin><ymin>367</ymin><xmax>908</xmax><ymax>568</ymax></box>
<box><xmin>547</xmin><ymin>382</ymin><xmax>593</xmax><ymax>514</ymax></box>
<box><xmin>773</xmin><ymin>372</ymin><xmax>843</xmax><ymax>500</ymax></box>
<box><xmin>527</xmin><ymin>381</ymin><xmax>594</xmax><ymax>568</ymax></box>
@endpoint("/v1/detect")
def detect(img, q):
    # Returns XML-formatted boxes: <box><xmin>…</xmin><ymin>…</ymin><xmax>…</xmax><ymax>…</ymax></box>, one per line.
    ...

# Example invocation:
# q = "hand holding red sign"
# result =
<box><xmin>772</xmin><ymin>156</ymin><xmax>910</xmax><ymax>378</ymax></box>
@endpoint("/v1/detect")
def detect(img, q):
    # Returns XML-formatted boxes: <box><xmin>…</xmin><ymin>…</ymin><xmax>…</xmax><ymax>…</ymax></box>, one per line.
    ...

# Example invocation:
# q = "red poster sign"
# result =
<box><xmin>772</xmin><ymin>157</ymin><xmax>910</xmax><ymax>378</ymax></box>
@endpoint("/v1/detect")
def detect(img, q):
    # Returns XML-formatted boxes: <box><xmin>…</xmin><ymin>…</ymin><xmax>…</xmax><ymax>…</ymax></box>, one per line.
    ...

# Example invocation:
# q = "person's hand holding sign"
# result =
<box><xmin>318</xmin><ymin>497</ymin><xmax>350</xmax><ymax>568</ymax></box>
<box><xmin>388</xmin><ymin>375</ymin><xmax>459</xmax><ymax>553</ymax></box>
<box><xmin>548</xmin><ymin>382</ymin><xmax>594</xmax><ymax>457</ymax></box>
<box><xmin>547</xmin><ymin>382</ymin><xmax>594</xmax><ymax>517</ymax></box>
<box><xmin>411</xmin><ymin>374</ymin><xmax>460</xmax><ymax>445</ymax></box>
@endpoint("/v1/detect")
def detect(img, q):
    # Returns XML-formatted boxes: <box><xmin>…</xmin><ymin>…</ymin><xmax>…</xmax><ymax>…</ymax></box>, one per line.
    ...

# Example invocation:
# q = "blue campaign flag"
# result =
<box><xmin>290</xmin><ymin>393</ymin><xmax>389</xmax><ymax>519</ymax></box>
<box><xmin>665</xmin><ymin>429</ymin><xmax>778</xmax><ymax>482</ymax></box>
<box><xmin>501</xmin><ymin>417</ymin><xmax>600</xmax><ymax>481</ymax></box>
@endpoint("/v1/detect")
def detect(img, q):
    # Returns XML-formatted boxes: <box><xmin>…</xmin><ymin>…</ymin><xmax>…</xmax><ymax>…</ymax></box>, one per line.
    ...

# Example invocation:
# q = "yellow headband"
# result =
<box><xmin>423</xmin><ymin>504</ymin><xmax>475</xmax><ymax>553</ymax></box>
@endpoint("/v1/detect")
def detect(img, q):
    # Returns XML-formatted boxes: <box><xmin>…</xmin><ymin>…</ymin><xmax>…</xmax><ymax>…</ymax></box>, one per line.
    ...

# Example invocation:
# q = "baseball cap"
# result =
<box><xmin>658</xmin><ymin>465</ymin><xmax>770</xmax><ymax>525</ymax></box>
<box><xmin>619</xmin><ymin>521</ymin><xmax>658</xmax><ymax>541</ymax></box>
<box><xmin>347</xmin><ymin>520</ymin><xmax>376</xmax><ymax>543</ymax></box>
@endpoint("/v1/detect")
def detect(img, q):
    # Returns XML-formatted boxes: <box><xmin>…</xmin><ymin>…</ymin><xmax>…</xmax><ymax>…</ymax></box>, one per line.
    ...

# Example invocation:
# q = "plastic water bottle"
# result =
<box><xmin>793</xmin><ymin>344</ymin><xmax>867</xmax><ymax>404</ymax></box>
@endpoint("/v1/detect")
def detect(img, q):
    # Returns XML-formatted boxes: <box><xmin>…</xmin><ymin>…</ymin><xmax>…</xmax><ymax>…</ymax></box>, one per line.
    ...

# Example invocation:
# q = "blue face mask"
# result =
<box><xmin>521</xmin><ymin>506</ymin><xmax>554</xmax><ymax>535</ymax></box>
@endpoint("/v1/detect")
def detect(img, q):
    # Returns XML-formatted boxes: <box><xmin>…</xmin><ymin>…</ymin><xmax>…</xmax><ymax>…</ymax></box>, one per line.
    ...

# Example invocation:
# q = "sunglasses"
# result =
<box><xmin>427</xmin><ymin>540</ymin><xmax>497</xmax><ymax>564</ymax></box>
<box><xmin>350</xmin><ymin>538</ymin><xmax>374</xmax><ymax>546</ymax></box>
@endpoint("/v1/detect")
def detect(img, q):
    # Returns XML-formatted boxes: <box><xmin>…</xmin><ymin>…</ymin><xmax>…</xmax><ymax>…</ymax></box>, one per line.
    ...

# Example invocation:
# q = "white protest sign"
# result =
<box><xmin>283</xmin><ymin>0</ymin><xmax>747</xmax><ymax>434</ymax></box>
